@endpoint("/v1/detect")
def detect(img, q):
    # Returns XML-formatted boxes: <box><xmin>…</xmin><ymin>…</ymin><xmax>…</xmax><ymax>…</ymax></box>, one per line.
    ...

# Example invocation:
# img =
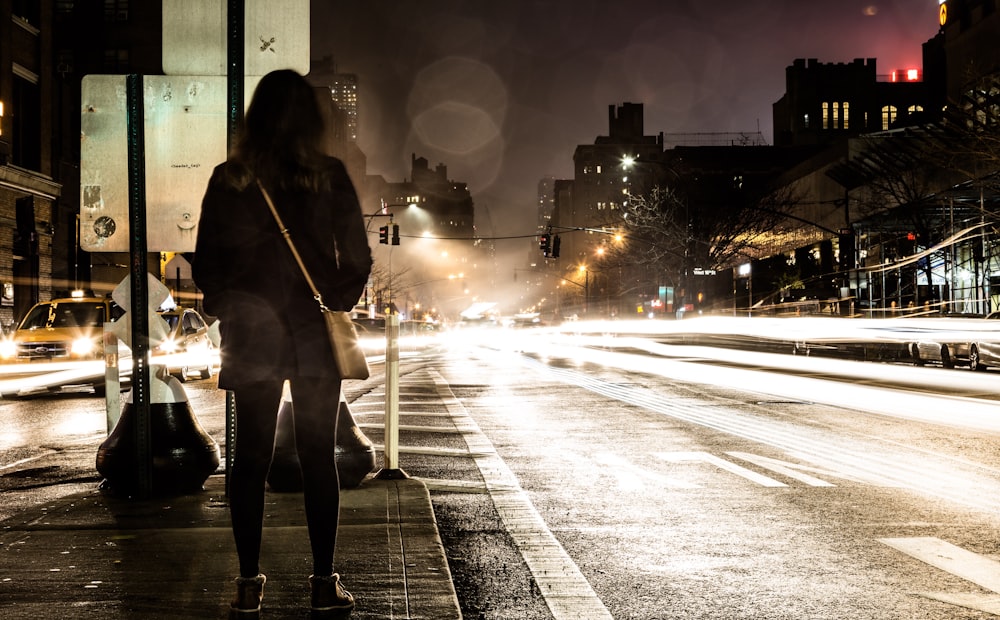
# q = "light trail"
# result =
<box><xmin>478</xmin><ymin>344</ymin><xmax>1000</xmax><ymax>515</ymax></box>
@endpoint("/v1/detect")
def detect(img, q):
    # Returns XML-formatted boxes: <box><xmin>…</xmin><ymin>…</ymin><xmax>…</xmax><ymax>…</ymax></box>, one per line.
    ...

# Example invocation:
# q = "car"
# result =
<box><xmin>0</xmin><ymin>295</ymin><xmax>123</xmax><ymax>362</ymax></box>
<box><xmin>907</xmin><ymin>313</ymin><xmax>1000</xmax><ymax>370</ymax></box>
<box><xmin>153</xmin><ymin>307</ymin><xmax>215</xmax><ymax>381</ymax></box>
<box><xmin>967</xmin><ymin>311</ymin><xmax>1000</xmax><ymax>371</ymax></box>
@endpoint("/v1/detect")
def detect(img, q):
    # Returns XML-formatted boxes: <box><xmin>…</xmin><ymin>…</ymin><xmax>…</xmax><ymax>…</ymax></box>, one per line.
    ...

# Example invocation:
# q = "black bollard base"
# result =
<box><xmin>374</xmin><ymin>467</ymin><xmax>410</xmax><ymax>480</ymax></box>
<box><xmin>268</xmin><ymin>397</ymin><xmax>377</xmax><ymax>492</ymax></box>
<box><xmin>96</xmin><ymin>400</ymin><xmax>220</xmax><ymax>497</ymax></box>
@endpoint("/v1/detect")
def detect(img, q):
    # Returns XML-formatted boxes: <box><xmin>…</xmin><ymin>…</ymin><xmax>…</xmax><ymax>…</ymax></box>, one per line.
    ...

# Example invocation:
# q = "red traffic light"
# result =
<box><xmin>378</xmin><ymin>225</ymin><xmax>389</xmax><ymax>244</ymax></box>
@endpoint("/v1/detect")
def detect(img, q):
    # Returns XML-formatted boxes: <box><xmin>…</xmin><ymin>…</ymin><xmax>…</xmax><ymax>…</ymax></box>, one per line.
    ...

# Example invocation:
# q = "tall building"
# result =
<box><xmin>328</xmin><ymin>73</ymin><xmax>359</xmax><ymax>143</ymax></box>
<box><xmin>0</xmin><ymin>1</ymin><xmax>61</xmax><ymax>326</ymax></box>
<box><xmin>569</xmin><ymin>103</ymin><xmax>663</xmax><ymax>265</ymax></box>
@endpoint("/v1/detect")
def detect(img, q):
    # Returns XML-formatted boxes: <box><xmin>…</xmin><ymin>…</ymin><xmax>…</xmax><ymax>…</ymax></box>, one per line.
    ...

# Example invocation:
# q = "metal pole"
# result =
<box><xmin>376</xmin><ymin>313</ymin><xmax>407</xmax><ymax>479</ymax></box>
<box><xmin>224</xmin><ymin>0</ymin><xmax>245</xmax><ymax>495</ymax></box>
<box><xmin>126</xmin><ymin>73</ymin><xmax>153</xmax><ymax>499</ymax></box>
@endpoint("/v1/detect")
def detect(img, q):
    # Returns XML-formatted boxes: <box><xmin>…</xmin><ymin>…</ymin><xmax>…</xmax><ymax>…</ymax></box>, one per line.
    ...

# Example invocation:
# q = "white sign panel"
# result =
<box><xmin>80</xmin><ymin>75</ymin><xmax>262</xmax><ymax>252</ymax></box>
<box><xmin>162</xmin><ymin>0</ymin><xmax>309</xmax><ymax>76</ymax></box>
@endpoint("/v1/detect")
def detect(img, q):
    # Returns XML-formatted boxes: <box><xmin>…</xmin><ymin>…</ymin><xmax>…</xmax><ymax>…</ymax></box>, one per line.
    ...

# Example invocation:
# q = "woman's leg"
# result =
<box><xmin>289</xmin><ymin>376</ymin><xmax>342</xmax><ymax>576</ymax></box>
<box><xmin>230</xmin><ymin>380</ymin><xmax>284</xmax><ymax>578</ymax></box>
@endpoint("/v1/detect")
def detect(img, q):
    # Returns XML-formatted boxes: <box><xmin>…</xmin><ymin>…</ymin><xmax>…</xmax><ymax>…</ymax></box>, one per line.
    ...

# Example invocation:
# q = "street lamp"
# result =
<box><xmin>737</xmin><ymin>262</ymin><xmax>752</xmax><ymax>316</ymax></box>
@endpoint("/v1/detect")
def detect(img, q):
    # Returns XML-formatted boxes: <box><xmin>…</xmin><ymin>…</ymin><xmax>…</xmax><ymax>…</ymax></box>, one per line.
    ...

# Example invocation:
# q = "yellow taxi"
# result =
<box><xmin>0</xmin><ymin>293</ymin><xmax>123</xmax><ymax>362</ymax></box>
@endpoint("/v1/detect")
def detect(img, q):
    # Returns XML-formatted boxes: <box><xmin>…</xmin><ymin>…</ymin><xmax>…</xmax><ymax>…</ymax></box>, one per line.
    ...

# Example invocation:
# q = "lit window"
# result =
<box><xmin>596</xmin><ymin>165</ymin><xmax>602</xmax><ymax>174</ymax></box>
<box><xmin>842</xmin><ymin>102</ymin><xmax>849</xmax><ymax>129</ymax></box>
<box><xmin>881</xmin><ymin>105</ymin><xmax>897</xmax><ymax>130</ymax></box>
<box><xmin>908</xmin><ymin>105</ymin><xmax>924</xmax><ymax>114</ymax></box>
<box><xmin>833</xmin><ymin>102</ymin><xmax>840</xmax><ymax>129</ymax></box>
<box><xmin>822</xmin><ymin>102</ymin><xmax>829</xmax><ymax>129</ymax></box>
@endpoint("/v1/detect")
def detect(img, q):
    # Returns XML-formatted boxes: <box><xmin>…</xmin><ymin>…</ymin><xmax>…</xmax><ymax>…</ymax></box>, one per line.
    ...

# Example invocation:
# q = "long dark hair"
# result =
<box><xmin>226</xmin><ymin>69</ymin><xmax>331</xmax><ymax>193</ymax></box>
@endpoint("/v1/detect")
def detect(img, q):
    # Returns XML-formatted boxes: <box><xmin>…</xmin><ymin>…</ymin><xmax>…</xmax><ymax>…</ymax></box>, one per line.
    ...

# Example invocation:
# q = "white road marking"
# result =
<box><xmin>726</xmin><ymin>451</ymin><xmax>837</xmax><ymax>486</ymax></box>
<box><xmin>655</xmin><ymin>451</ymin><xmax>787</xmax><ymax>487</ymax></box>
<box><xmin>520</xmin><ymin>357</ymin><xmax>1000</xmax><ymax>511</ymax></box>
<box><xmin>880</xmin><ymin>537</ymin><xmax>1000</xmax><ymax>593</ymax></box>
<box><xmin>880</xmin><ymin>537</ymin><xmax>1000</xmax><ymax>615</ymax></box>
<box><xmin>0</xmin><ymin>450</ymin><xmax>59</xmax><ymax>472</ymax></box>
<box><xmin>428</xmin><ymin>369</ymin><xmax>614</xmax><ymax>620</ymax></box>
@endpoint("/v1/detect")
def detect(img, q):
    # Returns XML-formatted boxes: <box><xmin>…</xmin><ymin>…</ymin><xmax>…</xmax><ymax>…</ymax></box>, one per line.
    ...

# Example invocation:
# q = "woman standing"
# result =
<box><xmin>193</xmin><ymin>69</ymin><xmax>372</xmax><ymax>618</ymax></box>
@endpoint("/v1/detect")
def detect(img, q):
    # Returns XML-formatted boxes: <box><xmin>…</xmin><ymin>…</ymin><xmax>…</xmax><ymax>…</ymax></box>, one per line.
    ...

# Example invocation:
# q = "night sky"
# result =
<box><xmin>310</xmin><ymin>0</ymin><xmax>941</xmax><ymax>241</ymax></box>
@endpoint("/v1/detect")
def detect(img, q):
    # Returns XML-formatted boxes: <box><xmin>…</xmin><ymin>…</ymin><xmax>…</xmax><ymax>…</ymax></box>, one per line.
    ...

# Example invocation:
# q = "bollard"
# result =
<box><xmin>376</xmin><ymin>314</ymin><xmax>408</xmax><ymax>479</ymax></box>
<box><xmin>268</xmin><ymin>383</ymin><xmax>377</xmax><ymax>492</ymax></box>
<box><xmin>96</xmin><ymin>365</ymin><xmax>220</xmax><ymax>496</ymax></box>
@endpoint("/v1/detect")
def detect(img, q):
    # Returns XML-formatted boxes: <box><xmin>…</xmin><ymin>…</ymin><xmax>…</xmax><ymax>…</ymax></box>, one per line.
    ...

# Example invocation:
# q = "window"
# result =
<box><xmin>103</xmin><ymin>49</ymin><xmax>130</xmax><ymax>73</ymax></box>
<box><xmin>11</xmin><ymin>74</ymin><xmax>41</xmax><ymax>169</ymax></box>
<box><xmin>13</xmin><ymin>0</ymin><xmax>40</xmax><ymax>25</ymax></box>
<box><xmin>881</xmin><ymin>105</ymin><xmax>897</xmax><ymax>130</ymax></box>
<box><xmin>908</xmin><ymin>105</ymin><xmax>924</xmax><ymax>114</ymax></box>
<box><xmin>823</xmin><ymin>102</ymin><xmax>850</xmax><ymax>129</ymax></box>
<box><xmin>104</xmin><ymin>0</ymin><xmax>129</xmax><ymax>21</ymax></box>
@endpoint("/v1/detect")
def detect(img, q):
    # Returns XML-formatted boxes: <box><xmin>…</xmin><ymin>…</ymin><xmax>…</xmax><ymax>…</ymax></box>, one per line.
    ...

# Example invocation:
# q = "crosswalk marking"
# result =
<box><xmin>880</xmin><ymin>537</ymin><xmax>1000</xmax><ymax>615</ymax></box>
<box><xmin>654</xmin><ymin>451</ymin><xmax>788</xmax><ymax>487</ymax></box>
<box><xmin>726</xmin><ymin>451</ymin><xmax>837</xmax><ymax>487</ymax></box>
<box><xmin>880</xmin><ymin>537</ymin><xmax>1000</xmax><ymax>593</ymax></box>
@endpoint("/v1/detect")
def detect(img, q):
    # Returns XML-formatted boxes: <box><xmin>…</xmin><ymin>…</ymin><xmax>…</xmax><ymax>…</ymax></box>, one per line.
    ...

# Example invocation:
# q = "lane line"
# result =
<box><xmin>0</xmin><ymin>450</ymin><xmax>60</xmax><ymax>472</ymax></box>
<box><xmin>427</xmin><ymin>369</ymin><xmax>614</xmax><ymax>620</ymax></box>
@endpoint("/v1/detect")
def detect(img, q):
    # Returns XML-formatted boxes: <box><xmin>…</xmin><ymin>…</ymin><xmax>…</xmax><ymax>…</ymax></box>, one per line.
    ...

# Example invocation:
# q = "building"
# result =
<box><xmin>0</xmin><ymin>1</ymin><xmax>62</xmax><ymax>327</ymax></box>
<box><xmin>568</xmin><ymin>103</ymin><xmax>664</xmax><ymax>266</ymax></box>
<box><xmin>772</xmin><ymin>58</ymin><xmax>928</xmax><ymax>148</ymax></box>
<box><xmin>327</xmin><ymin>73</ymin><xmax>358</xmax><ymax>144</ymax></box>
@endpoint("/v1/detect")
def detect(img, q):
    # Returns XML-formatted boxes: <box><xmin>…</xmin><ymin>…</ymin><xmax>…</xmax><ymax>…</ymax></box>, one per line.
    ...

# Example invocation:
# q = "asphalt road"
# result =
<box><xmin>4</xmin><ymin>328</ymin><xmax>1000</xmax><ymax>619</ymax></box>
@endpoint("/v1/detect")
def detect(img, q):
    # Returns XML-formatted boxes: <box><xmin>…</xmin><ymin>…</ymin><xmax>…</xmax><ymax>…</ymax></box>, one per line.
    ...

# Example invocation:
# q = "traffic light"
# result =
<box><xmin>391</xmin><ymin>224</ymin><xmax>400</xmax><ymax>245</ymax></box>
<box><xmin>539</xmin><ymin>233</ymin><xmax>550</xmax><ymax>256</ymax></box>
<box><xmin>378</xmin><ymin>225</ymin><xmax>389</xmax><ymax>244</ymax></box>
<box><xmin>551</xmin><ymin>235</ymin><xmax>561</xmax><ymax>258</ymax></box>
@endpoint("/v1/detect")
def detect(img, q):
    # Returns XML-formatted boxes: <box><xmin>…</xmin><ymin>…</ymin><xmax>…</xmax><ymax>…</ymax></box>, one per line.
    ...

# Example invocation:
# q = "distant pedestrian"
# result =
<box><xmin>193</xmin><ymin>68</ymin><xmax>372</xmax><ymax>618</ymax></box>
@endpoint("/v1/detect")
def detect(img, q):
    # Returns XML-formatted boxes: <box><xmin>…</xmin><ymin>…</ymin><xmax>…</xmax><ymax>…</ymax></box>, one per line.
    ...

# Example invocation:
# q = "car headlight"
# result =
<box><xmin>0</xmin><ymin>340</ymin><xmax>15</xmax><ymax>359</ymax></box>
<box><xmin>71</xmin><ymin>337</ymin><xmax>96</xmax><ymax>357</ymax></box>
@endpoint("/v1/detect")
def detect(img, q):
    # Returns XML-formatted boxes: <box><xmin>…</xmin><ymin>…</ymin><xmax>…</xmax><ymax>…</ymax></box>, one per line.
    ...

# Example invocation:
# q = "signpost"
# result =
<box><xmin>81</xmin><ymin>0</ymin><xmax>309</xmax><ymax>497</ymax></box>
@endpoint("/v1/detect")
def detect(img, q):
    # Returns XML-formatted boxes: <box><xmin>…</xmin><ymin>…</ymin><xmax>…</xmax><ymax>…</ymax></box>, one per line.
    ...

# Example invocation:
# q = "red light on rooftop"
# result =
<box><xmin>890</xmin><ymin>68</ymin><xmax>922</xmax><ymax>82</ymax></box>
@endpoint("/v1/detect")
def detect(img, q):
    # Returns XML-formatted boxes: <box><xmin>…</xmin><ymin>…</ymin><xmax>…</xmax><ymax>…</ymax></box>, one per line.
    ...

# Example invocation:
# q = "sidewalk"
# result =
<box><xmin>0</xmin><ymin>472</ymin><xmax>462</xmax><ymax>619</ymax></box>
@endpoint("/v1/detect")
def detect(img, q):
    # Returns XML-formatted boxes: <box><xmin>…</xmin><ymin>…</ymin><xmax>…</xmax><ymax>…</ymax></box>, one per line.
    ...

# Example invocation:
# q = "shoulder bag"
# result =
<box><xmin>257</xmin><ymin>180</ymin><xmax>371</xmax><ymax>380</ymax></box>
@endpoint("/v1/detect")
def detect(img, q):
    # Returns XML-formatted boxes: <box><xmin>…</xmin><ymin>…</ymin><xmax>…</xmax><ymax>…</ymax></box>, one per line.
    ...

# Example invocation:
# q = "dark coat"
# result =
<box><xmin>192</xmin><ymin>158</ymin><xmax>372</xmax><ymax>389</ymax></box>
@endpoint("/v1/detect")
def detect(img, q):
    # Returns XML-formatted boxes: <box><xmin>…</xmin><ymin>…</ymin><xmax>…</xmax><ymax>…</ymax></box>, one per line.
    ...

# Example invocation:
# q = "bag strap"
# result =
<box><xmin>256</xmin><ymin>179</ymin><xmax>331</xmax><ymax>312</ymax></box>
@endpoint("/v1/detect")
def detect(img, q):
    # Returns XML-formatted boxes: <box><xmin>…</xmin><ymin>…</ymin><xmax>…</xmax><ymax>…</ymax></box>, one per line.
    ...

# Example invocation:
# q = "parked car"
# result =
<box><xmin>154</xmin><ymin>307</ymin><xmax>215</xmax><ymax>381</ymax></box>
<box><xmin>0</xmin><ymin>295</ymin><xmax>123</xmax><ymax>362</ymax></box>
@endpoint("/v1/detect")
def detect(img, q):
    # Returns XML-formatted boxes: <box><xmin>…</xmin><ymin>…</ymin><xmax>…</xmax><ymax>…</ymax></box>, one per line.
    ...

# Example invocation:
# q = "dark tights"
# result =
<box><xmin>229</xmin><ymin>377</ymin><xmax>342</xmax><ymax>578</ymax></box>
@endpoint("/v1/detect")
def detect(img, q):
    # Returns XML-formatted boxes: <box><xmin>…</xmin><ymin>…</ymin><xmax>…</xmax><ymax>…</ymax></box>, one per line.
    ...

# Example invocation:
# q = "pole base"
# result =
<box><xmin>374</xmin><ymin>467</ymin><xmax>410</xmax><ymax>480</ymax></box>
